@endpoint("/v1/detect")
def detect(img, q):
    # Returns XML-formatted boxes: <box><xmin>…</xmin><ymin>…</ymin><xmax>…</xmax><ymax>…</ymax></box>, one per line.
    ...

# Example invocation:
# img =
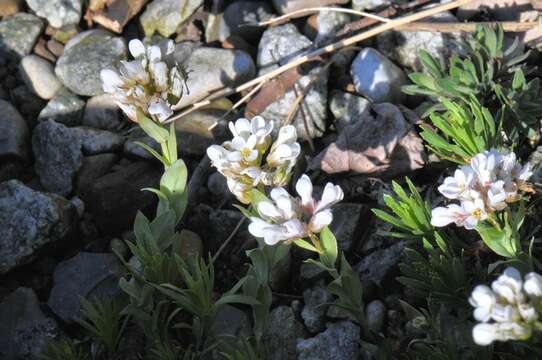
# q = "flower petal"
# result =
<box><xmin>295</xmin><ymin>174</ymin><xmax>313</xmax><ymax>208</ymax></box>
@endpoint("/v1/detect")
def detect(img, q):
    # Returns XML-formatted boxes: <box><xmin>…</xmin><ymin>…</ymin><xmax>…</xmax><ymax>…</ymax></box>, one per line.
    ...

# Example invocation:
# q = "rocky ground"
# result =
<box><xmin>1</xmin><ymin>0</ymin><xmax>542</xmax><ymax>359</ymax></box>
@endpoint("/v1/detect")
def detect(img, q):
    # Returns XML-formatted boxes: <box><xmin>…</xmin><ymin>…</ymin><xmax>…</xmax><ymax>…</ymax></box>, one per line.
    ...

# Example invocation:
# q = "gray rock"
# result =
<box><xmin>55</xmin><ymin>30</ymin><xmax>127</xmax><ymax>96</ymax></box>
<box><xmin>207</xmin><ymin>172</ymin><xmax>230</xmax><ymax>199</ymax></box>
<box><xmin>257</xmin><ymin>24</ymin><xmax>327</xmax><ymax>140</ymax></box>
<box><xmin>0</xmin><ymin>13</ymin><xmax>43</xmax><ymax>59</ymax></box>
<box><xmin>330</xmin><ymin>203</ymin><xmax>367</xmax><ymax>252</ymax></box>
<box><xmin>352</xmin><ymin>0</ymin><xmax>391</xmax><ymax>11</ymax></box>
<box><xmin>70</xmin><ymin>126</ymin><xmax>124</xmax><ymax>155</ymax></box>
<box><xmin>366</xmin><ymin>300</ymin><xmax>386</xmax><ymax>333</ymax></box>
<box><xmin>264</xmin><ymin>306</ymin><xmax>306</xmax><ymax>360</ymax></box>
<box><xmin>296</xmin><ymin>321</ymin><xmax>360</xmax><ymax>360</ymax></box>
<box><xmin>301</xmin><ymin>283</ymin><xmax>333</xmax><ymax>334</ymax></box>
<box><xmin>0</xmin><ymin>99</ymin><xmax>29</xmax><ymax>160</ymax></box>
<box><xmin>219</xmin><ymin>1</ymin><xmax>275</xmax><ymax>42</ymax></box>
<box><xmin>300</xmin><ymin>262</ymin><xmax>326</xmax><ymax>283</ymax></box>
<box><xmin>329</xmin><ymin>90</ymin><xmax>371</xmax><ymax>132</ymax></box>
<box><xmin>351</xmin><ymin>48</ymin><xmax>407</xmax><ymax>103</ymax></box>
<box><xmin>314</xmin><ymin>9</ymin><xmax>351</xmax><ymax>45</ymax></box>
<box><xmin>376</xmin><ymin>12</ymin><xmax>461</xmax><ymax>71</ymax></box>
<box><xmin>47</xmin><ymin>252</ymin><xmax>124</xmax><ymax>323</ymax></box>
<box><xmin>19</xmin><ymin>55</ymin><xmax>63</xmax><ymax>100</ymax></box>
<box><xmin>26</xmin><ymin>0</ymin><xmax>83</xmax><ymax>28</ymax></box>
<box><xmin>83</xmin><ymin>94</ymin><xmax>122</xmax><ymax>130</ymax></box>
<box><xmin>0</xmin><ymin>180</ymin><xmax>77</xmax><ymax>274</ymax></box>
<box><xmin>0</xmin><ymin>287</ymin><xmax>60</xmax><ymax>359</ymax></box>
<box><xmin>211</xmin><ymin>304</ymin><xmax>251</xmax><ymax>339</ymax></box>
<box><xmin>173</xmin><ymin>47</ymin><xmax>255</xmax><ymax>109</ymax></box>
<box><xmin>140</xmin><ymin>0</ymin><xmax>204</xmax><ymax>37</ymax></box>
<box><xmin>32</xmin><ymin>120</ymin><xmax>82</xmax><ymax>196</ymax></box>
<box><xmin>76</xmin><ymin>153</ymin><xmax>119</xmax><ymax>193</ymax></box>
<box><xmin>272</xmin><ymin>0</ymin><xmax>349</xmax><ymax>14</ymax></box>
<box><xmin>80</xmin><ymin>161</ymin><xmax>160</xmax><ymax>232</ymax></box>
<box><xmin>38</xmin><ymin>88</ymin><xmax>85</xmax><ymax>125</ymax></box>
<box><xmin>125</xmin><ymin>109</ymin><xmax>229</xmax><ymax>158</ymax></box>
<box><xmin>355</xmin><ymin>241</ymin><xmax>405</xmax><ymax>286</ymax></box>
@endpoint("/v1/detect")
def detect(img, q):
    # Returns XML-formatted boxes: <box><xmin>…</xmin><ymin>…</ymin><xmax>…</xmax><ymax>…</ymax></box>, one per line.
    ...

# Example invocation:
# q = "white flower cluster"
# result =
<box><xmin>431</xmin><ymin>151</ymin><xmax>532</xmax><ymax>230</ymax></box>
<box><xmin>470</xmin><ymin>267</ymin><xmax>542</xmax><ymax>345</ymax></box>
<box><xmin>248</xmin><ymin>174</ymin><xmax>344</xmax><ymax>245</ymax></box>
<box><xmin>207</xmin><ymin>116</ymin><xmax>300</xmax><ymax>204</ymax></box>
<box><xmin>100</xmin><ymin>39</ymin><xmax>186</xmax><ymax>123</ymax></box>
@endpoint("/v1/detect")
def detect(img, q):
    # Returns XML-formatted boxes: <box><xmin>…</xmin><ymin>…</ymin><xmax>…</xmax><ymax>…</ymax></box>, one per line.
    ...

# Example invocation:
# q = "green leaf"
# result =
<box><xmin>293</xmin><ymin>239</ymin><xmax>321</xmax><ymax>253</ymax></box>
<box><xmin>319</xmin><ymin>227</ymin><xmax>338</xmax><ymax>269</ymax></box>
<box><xmin>216</xmin><ymin>294</ymin><xmax>260</xmax><ymax>307</ymax></box>
<box><xmin>137</xmin><ymin>112</ymin><xmax>169</xmax><ymax>143</ymax></box>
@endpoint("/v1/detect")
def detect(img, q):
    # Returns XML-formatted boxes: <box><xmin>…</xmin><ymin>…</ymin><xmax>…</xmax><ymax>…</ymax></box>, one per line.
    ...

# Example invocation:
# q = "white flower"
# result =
<box><xmin>438</xmin><ymin>167</ymin><xmax>475</xmax><ymax>200</ymax></box>
<box><xmin>472</xmin><ymin>322</ymin><xmax>531</xmax><ymax>345</ymax></box>
<box><xmin>431</xmin><ymin>198</ymin><xmax>486</xmax><ymax>230</ymax></box>
<box><xmin>471</xmin><ymin>151</ymin><xmax>499</xmax><ymax>187</ymax></box>
<box><xmin>100</xmin><ymin>39</ymin><xmax>186</xmax><ymax>123</ymax></box>
<box><xmin>472</xmin><ymin>323</ymin><xmax>499</xmax><ymax>345</ymax></box>
<box><xmin>524</xmin><ymin>272</ymin><xmax>542</xmax><ymax>299</ymax></box>
<box><xmin>248</xmin><ymin>175</ymin><xmax>343</xmax><ymax>245</ymax></box>
<box><xmin>266</xmin><ymin>125</ymin><xmax>301</xmax><ymax>167</ymax></box>
<box><xmin>469</xmin><ymin>285</ymin><xmax>496</xmax><ymax>322</ymax></box>
<box><xmin>492</xmin><ymin>267</ymin><xmax>524</xmax><ymax>304</ymax></box>
<box><xmin>487</xmin><ymin>180</ymin><xmax>507</xmax><ymax>211</ymax></box>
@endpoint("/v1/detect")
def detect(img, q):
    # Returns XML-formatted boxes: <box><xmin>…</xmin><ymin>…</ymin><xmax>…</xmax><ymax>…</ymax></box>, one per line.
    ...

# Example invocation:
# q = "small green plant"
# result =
<box><xmin>40</xmin><ymin>339</ymin><xmax>89</xmax><ymax>360</ymax></box>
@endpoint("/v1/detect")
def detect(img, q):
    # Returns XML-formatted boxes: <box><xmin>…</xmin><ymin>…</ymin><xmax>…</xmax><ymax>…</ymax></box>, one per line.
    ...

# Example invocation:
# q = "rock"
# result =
<box><xmin>178</xmin><ymin>229</ymin><xmax>203</xmax><ymax>258</ymax></box>
<box><xmin>330</xmin><ymin>203</ymin><xmax>367</xmax><ymax>252</ymax></box>
<box><xmin>301</xmin><ymin>283</ymin><xmax>333</xmax><ymax>334</ymax></box>
<box><xmin>296</xmin><ymin>321</ymin><xmax>360</xmax><ymax>360</ymax></box>
<box><xmin>0</xmin><ymin>287</ymin><xmax>60</xmax><ymax>359</ymax></box>
<box><xmin>272</xmin><ymin>0</ymin><xmax>349</xmax><ymax>14</ymax></box>
<box><xmin>257</xmin><ymin>24</ymin><xmax>327</xmax><ymax>140</ymax></box>
<box><xmin>366</xmin><ymin>300</ymin><xmax>386</xmax><ymax>333</ymax></box>
<box><xmin>355</xmin><ymin>241</ymin><xmax>405</xmax><ymax>286</ymax></box>
<box><xmin>173</xmin><ymin>47</ymin><xmax>255</xmax><ymax>109</ymax></box>
<box><xmin>207</xmin><ymin>172</ymin><xmax>230</xmax><ymax>199</ymax></box>
<box><xmin>19</xmin><ymin>55</ymin><xmax>62</xmax><ymax>99</ymax></box>
<box><xmin>87</xmin><ymin>0</ymin><xmax>147</xmax><ymax>34</ymax></box>
<box><xmin>300</xmin><ymin>262</ymin><xmax>326</xmax><ymax>283</ymax></box>
<box><xmin>329</xmin><ymin>90</ymin><xmax>371</xmax><ymax>132</ymax></box>
<box><xmin>352</xmin><ymin>0</ymin><xmax>391</xmax><ymax>11</ymax></box>
<box><xmin>32</xmin><ymin>120</ymin><xmax>82</xmax><ymax>196</ymax></box>
<box><xmin>38</xmin><ymin>88</ymin><xmax>86</xmax><ymax>126</ymax></box>
<box><xmin>264</xmin><ymin>306</ymin><xmax>306</xmax><ymax>360</ymax></box>
<box><xmin>51</xmin><ymin>24</ymin><xmax>79</xmax><ymax>44</ymax></box>
<box><xmin>0</xmin><ymin>180</ymin><xmax>77</xmax><ymax>274</ymax></box>
<box><xmin>70</xmin><ymin>196</ymin><xmax>85</xmax><ymax>217</ymax></box>
<box><xmin>76</xmin><ymin>153</ymin><xmax>119</xmax><ymax>193</ymax></box>
<box><xmin>311</xmin><ymin>103</ymin><xmax>425</xmax><ymax>176</ymax></box>
<box><xmin>314</xmin><ymin>9</ymin><xmax>351</xmax><ymax>45</ymax></box>
<box><xmin>26</xmin><ymin>0</ymin><xmax>83</xmax><ymax>28</ymax></box>
<box><xmin>55</xmin><ymin>30</ymin><xmax>127</xmax><ymax>96</ymax></box>
<box><xmin>70</xmin><ymin>126</ymin><xmax>124</xmax><ymax>155</ymax></box>
<box><xmin>0</xmin><ymin>0</ymin><xmax>22</xmax><ymax>17</ymax></box>
<box><xmin>47</xmin><ymin>252</ymin><xmax>124</xmax><ymax>323</ymax></box>
<box><xmin>82</xmin><ymin>94</ymin><xmax>122</xmax><ymax>130</ymax></box>
<box><xmin>376</xmin><ymin>12</ymin><xmax>461</xmax><ymax>71</ymax></box>
<box><xmin>351</xmin><ymin>48</ymin><xmax>407</xmax><ymax>104</ymax></box>
<box><xmin>80</xmin><ymin>161</ymin><xmax>160</xmax><ymax>232</ymax></box>
<box><xmin>0</xmin><ymin>99</ymin><xmax>29</xmax><ymax>160</ymax></box>
<box><xmin>125</xmin><ymin>109</ymin><xmax>229</xmax><ymax>158</ymax></box>
<box><xmin>219</xmin><ymin>1</ymin><xmax>275</xmax><ymax>42</ymax></box>
<box><xmin>210</xmin><ymin>304</ymin><xmax>251</xmax><ymax>339</ymax></box>
<box><xmin>140</xmin><ymin>0</ymin><xmax>203</xmax><ymax>37</ymax></box>
<box><xmin>457</xmin><ymin>0</ymin><xmax>531</xmax><ymax>21</ymax></box>
<box><xmin>0</xmin><ymin>13</ymin><xmax>43</xmax><ymax>58</ymax></box>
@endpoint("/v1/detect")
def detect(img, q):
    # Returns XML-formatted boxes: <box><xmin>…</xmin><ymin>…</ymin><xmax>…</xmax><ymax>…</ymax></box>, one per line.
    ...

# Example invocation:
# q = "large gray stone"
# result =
<box><xmin>210</xmin><ymin>304</ymin><xmax>251</xmax><ymax>339</ymax></box>
<box><xmin>75</xmin><ymin>153</ymin><xmax>119</xmax><ymax>193</ymax></box>
<box><xmin>272</xmin><ymin>0</ymin><xmax>348</xmax><ymax>14</ymax></box>
<box><xmin>55</xmin><ymin>30</ymin><xmax>127</xmax><ymax>96</ymax></box>
<box><xmin>296</xmin><ymin>321</ymin><xmax>360</xmax><ymax>360</ymax></box>
<box><xmin>19</xmin><ymin>55</ymin><xmax>63</xmax><ymax>100</ymax></box>
<box><xmin>47</xmin><ymin>252</ymin><xmax>124</xmax><ymax>323</ymax></box>
<box><xmin>219</xmin><ymin>1</ymin><xmax>275</xmax><ymax>42</ymax></box>
<box><xmin>257</xmin><ymin>24</ymin><xmax>327</xmax><ymax>140</ymax></box>
<box><xmin>314</xmin><ymin>8</ymin><xmax>351</xmax><ymax>45</ymax></box>
<box><xmin>32</xmin><ymin>119</ymin><xmax>83</xmax><ymax>196</ymax></box>
<box><xmin>0</xmin><ymin>99</ymin><xmax>29</xmax><ymax>160</ymax></box>
<box><xmin>140</xmin><ymin>0</ymin><xmax>204</xmax><ymax>37</ymax></box>
<box><xmin>264</xmin><ymin>306</ymin><xmax>306</xmax><ymax>360</ymax></box>
<box><xmin>26</xmin><ymin>0</ymin><xmax>83</xmax><ymax>28</ymax></box>
<box><xmin>366</xmin><ymin>299</ymin><xmax>386</xmax><ymax>333</ymax></box>
<box><xmin>173</xmin><ymin>47</ymin><xmax>255</xmax><ymax>109</ymax></box>
<box><xmin>301</xmin><ymin>283</ymin><xmax>333</xmax><ymax>334</ymax></box>
<box><xmin>329</xmin><ymin>90</ymin><xmax>371</xmax><ymax>132</ymax></box>
<box><xmin>351</xmin><ymin>48</ymin><xmax>407</xmax><ymax>103</ymax></box>
<box><xmin>0</xmin><ymin>13</ymin><xmax>43</xmax><ymax>58</ymax></box>
<box><xmin>38</xmin><ymin>88</ymin><xmax>85</xmax><ymax>126</ymax></box>
<box><xmin>352</xmin><ymin>0</ymin><xmax>391</xmax><ymax>11</ymax></box>
<box><xmin>0</xmin><ymin>287</ymin><xmax>60</xmax><ymax>359</ymax></box>
<box><xmin>0</xmin><ymin>180</ymin><xmax>77</xmax><ymax>274</ymax></box>
<box><xmin>70</xmin><ymin>126</ymin><xmax>124</xmax><ymax>155</ymax></box>
<box><xmin>83</xmin><ymin>94</ymin><xmax>122</xmax><ymax>130</ymax></box>
<box><xmin>330</xmin><ymin>203</ymin><xmax>367</xmax><ymax>252</ymax></box>
<box><xmin>355</xmin><ymin>241</ymin><xmax>405</xmax><ymax>286</ymax></box>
